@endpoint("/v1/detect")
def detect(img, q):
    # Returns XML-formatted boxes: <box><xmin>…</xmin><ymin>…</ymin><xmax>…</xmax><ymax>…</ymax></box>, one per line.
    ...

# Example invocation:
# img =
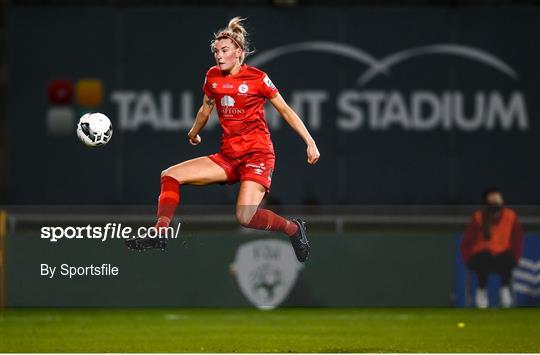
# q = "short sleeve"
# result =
<box><xmin>202</xmin><ymin>71</ymin><xmax>214</xmax><ymax>98</ymax></box>
<box><xmin>259</xmin><ymin>74</ymin><xmax>279</xmax><ymax>99</ymax></box>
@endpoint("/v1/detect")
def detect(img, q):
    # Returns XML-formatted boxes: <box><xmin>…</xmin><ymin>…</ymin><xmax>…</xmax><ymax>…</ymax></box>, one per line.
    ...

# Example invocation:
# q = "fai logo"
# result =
<box><xmin>231</xmin><ymin>239</ymin><xmax>302</xmax><ymax>309</ymax></box>
<box><xmin>239</xmin><ymin>83</ymin><xmax>249</xmax><ymax>94</ymax></box>
<box><xmin>221</xmin><ymin>95</ymin><xmax>235</xmax><ymax>107</ymax></box>
<box><xmin>263</xmin><ymin>75</ymin><xmax>276</xmax><ymax>90</ymax></box>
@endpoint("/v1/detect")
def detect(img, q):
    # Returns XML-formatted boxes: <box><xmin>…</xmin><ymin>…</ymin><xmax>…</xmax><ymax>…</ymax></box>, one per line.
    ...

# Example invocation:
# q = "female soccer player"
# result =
<box><xmin>127</xmin><ymin>17</ymin><xmax>320</xmax><ymax>262</ymax></box>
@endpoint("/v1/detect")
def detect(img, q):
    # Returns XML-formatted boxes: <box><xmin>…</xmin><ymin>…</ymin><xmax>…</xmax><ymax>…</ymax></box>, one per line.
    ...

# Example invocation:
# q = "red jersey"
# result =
<box><xmin>203</xmin><ymin>64</ymin><xmax>279</xmax><ymax>158</ymax></box>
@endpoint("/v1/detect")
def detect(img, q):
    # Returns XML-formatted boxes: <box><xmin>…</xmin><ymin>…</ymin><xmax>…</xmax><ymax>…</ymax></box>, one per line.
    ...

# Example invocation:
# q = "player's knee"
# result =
<box><xmin>161</xmin><ymin>168</ymin><xmax>186</xmax><ymax>184</ymax></box>
<box><xmin>236</xmin><ymin>208</ymin><xmax>255</xmax><ymax>227</ymax></box>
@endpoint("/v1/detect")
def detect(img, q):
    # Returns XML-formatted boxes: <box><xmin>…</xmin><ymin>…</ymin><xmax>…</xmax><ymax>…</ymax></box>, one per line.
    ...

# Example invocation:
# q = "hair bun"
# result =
<box><xmin>228</xmin><ymin>16</ymin><xmax>247</xmax><ymax>36</ymax></box>
<box><xmin>211</xmin><ymin>16</ymin><xmax>254</xmax><ymax>64</ymax></box>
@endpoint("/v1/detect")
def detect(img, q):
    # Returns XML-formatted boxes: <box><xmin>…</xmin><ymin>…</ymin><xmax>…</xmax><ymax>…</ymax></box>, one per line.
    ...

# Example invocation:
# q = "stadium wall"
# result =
<box><xmin>6</xmin><ymin>232</ymin><xmax>455</xmax><ymax>307</ymax></box>
<box><xmin>6</xmin><ymin>7</ymin><xmax>540</xmax><ymax>205</ymax></box>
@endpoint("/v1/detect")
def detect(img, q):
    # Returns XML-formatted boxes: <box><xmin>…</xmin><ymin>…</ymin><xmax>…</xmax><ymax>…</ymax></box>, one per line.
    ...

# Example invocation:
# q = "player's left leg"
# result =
<box><xmin>126</xmin><ymin>156</ymin><xmax>228</xmax><ymax>251</ymax></box>
<box><xmin>235</xmin><ymin>181</ymin><xmax>310</xmax><ymax>262</ymax></box>
<box><xmin>235</xmin><ymin>181</ymin><xmax>295</xmax><ymax>234</ymax></box>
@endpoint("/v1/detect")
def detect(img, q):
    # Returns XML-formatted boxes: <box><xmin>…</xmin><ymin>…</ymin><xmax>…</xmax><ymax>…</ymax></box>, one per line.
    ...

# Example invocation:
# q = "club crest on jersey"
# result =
<box><xmin>231</xmin><ymin>239</ymin><xmax>303</xmax><ymax>310</ymax></box>
<box><xmin>221</xmin><ymin>95</ymin><xmax>235</xmax><ymax>107</ymax></box>
<box><xmin>238</xmin><ymin>83</ymin><xmax>249</xmax><ymax>94</ymax></box>
<box><xmin>263</xmin><ymin>75</ymin><xmax>276</xmax><ymax>90</ymax></box>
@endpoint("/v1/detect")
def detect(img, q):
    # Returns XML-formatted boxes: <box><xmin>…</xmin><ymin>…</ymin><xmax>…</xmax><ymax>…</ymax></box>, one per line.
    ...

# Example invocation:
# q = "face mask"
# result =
<box><xmin>482</xmin><ymin>204</ymin><xmax>502</xmax><ymax>240</ymax></box>
<box><xmin>486</xmin><ymin>204</ymin><xmax>502</xmax><ymax>214</ymax></box>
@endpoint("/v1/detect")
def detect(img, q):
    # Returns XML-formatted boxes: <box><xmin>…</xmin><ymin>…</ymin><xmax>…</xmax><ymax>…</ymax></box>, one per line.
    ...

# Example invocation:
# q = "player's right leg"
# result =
<box><xmin>125</xmin><ymin>157</ymin><xmax>227</xmax><ymax>251</ymax></box>
<box><xmin>162</xmin><ymin>156</ymin><xmax>228</xmax><ymax>186</ymax></box>
<box><xmin>156</xmin><ymin>156</ymin><xmax>228</xmax><ymax>227</ymax></box>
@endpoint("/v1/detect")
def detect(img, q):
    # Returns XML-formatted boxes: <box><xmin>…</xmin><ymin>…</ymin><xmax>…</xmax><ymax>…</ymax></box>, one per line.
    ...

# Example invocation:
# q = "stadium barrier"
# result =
<box><xmin>3</xmin><ymin>206</ymin><xmax>539</xmax><ymax>308</ymax></box>
<box><xmin>0</xmin><ymin>210</ymin><xmax>6</xmax><ymax>309</ymax></box>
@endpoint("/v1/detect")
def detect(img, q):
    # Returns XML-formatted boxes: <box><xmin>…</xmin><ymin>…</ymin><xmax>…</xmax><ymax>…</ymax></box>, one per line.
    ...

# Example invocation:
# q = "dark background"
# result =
<box><xmin>1</xmin><ymin>0</ymin><xmax>539</xmax><ymax>310</ymax></box>
<box><xmin>2</xmin><ymin>1</ymin><xmax>540</xmax><ymax>205</ymax></box>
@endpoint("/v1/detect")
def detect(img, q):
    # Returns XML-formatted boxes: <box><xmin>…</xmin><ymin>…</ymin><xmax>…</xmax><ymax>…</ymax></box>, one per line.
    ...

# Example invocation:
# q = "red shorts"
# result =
<box><xmin>208</xmin><ymin>151</ymin><xmax>275</xmax><ymax>191</ymax></box>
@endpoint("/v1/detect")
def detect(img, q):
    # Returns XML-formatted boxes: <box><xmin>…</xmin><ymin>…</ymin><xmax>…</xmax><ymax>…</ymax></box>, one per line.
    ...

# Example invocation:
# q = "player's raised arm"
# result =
<box><xmin>187</xmin><ymin>94</ymin><xmax>215</xmax><ymax>145</ymax></box>
<box><xmin>270</xmin><ymin>93</ymin><xmax>320</xmax><ymax>164</ymax></box>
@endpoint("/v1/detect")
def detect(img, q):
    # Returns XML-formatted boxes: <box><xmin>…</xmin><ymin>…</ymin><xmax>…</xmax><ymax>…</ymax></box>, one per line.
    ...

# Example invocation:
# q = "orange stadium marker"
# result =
<box><xmin>75</xmin><ymin>79</ymin><xmax>104</xmax><ymax>107</ymax></box>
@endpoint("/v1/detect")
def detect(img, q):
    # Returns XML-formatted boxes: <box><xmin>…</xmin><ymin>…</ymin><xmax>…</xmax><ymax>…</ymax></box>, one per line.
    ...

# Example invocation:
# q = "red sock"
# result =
<box><xmin>156</xmin><ymin>176</ymin><xmax>180</xmax><ymax>228</ymax></box>
<box><xmin>245</xmin><ymin>209</ymin><xmax>298</xmax><ymax>237</ymax></box>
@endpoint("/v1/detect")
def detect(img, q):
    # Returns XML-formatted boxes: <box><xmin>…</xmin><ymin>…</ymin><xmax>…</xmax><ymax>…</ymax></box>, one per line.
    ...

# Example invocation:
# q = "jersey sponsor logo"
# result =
<box><xmin>239</xmin><ymin>83</ymin><xmax>249</xmax><ymax>94</ymax></box>
<box><xmin>221</xmin><ymin>95</ymin><xmax>235</xmax><ymax>107</ymax></box>
<box><xmin>231</xmin><ymin>239</ymin><xmax>303</xmax><ymax>309</ymax></box>
<box><xmin>263</xmin><ymin>75</ymin><xmax>276</xmax><ymax>90</ymax></box>
<box><xmin>219</xmin><ymin>95</ymin><xmax>245</xmax><ymax>115</ymax></box>
<box><xmin>223</xmin><ymin>83</ymin><xmax>233</xmax><ymax>89</ymax></box>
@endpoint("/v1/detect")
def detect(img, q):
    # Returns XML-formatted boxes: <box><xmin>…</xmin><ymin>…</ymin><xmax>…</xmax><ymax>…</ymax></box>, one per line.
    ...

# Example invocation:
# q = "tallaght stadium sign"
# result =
<box><xmin>111</xmin><ymin>42</ymin><xmax>529</xmax><ymax>132</ymax></box>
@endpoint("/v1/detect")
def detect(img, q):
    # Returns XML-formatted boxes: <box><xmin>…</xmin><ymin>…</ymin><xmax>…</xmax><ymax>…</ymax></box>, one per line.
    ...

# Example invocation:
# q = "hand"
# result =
<box><xmin>307</xmin><ymin>141</ymin><xmax>320</xmax><ymax>164</ymax></box>
<box><xmin>188</xmin><ymin>133</ymin><xmax>201</xmax><ymax>146</ymax></box>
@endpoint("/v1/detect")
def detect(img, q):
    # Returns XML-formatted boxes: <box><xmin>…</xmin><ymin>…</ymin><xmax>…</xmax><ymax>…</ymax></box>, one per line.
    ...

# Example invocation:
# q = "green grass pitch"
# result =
<box><xmin>0</xmin><ymin>308</ymin><xmax>538</xmax><ymax>352</ymax></box>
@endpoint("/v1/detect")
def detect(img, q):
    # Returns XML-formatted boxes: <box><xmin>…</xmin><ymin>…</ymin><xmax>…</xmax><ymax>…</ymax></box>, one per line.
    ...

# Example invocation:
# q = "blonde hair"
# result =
<box><xmin>211</xmin><ymin>16</ymin><xmax>254</xmax><ymax>64</ymax></box>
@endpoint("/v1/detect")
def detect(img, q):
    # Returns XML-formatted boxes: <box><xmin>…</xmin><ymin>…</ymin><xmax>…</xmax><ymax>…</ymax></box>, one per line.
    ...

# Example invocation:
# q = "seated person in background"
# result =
<box><xmin>461</xmin><ymin>187</ymin><xmax>524</xmax><ymax>308</ymax></box>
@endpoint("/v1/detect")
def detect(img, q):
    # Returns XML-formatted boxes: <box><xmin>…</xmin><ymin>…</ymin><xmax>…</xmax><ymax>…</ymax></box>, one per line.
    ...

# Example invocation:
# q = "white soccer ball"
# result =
<box><xmin>76</xmin><ymin>112</ymin><xmax>113</xmax><ymax>147</ymax></box>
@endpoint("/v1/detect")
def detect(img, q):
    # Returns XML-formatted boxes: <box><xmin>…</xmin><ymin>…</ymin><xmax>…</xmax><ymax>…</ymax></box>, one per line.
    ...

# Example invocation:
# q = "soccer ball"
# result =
<box><xmin>76</xmin><ymin>112</ymin><xmax>113</xmax><ymax>147</ymax></box>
